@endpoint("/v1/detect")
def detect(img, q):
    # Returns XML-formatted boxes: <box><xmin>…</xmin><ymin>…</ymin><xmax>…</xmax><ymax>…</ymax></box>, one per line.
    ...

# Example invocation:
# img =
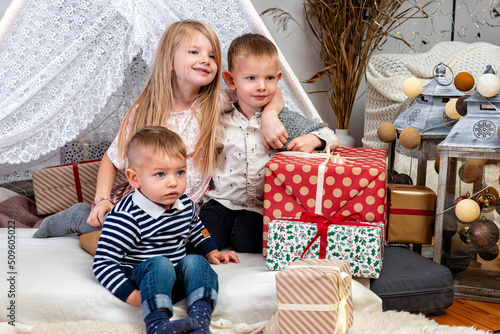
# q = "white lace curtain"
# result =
<box><xmin>0</xmin><ymin>0</ymin><xmax>319</xmax><ymax>183</ymax></box>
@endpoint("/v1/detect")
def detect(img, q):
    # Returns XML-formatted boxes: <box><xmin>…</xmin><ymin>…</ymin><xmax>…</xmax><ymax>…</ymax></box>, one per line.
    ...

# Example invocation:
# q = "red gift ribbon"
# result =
<box><xmin>296</xmin><ymin>212</ymin><xmax>384</xmax><ymax>259</ymax></box>
<box><xmin>45</xmin><ymin>159</ymin><xmax>102</xmax><ymax>203</ymax></box>
<box><xmin>72</xmin><ymin>163</ymin><xmax>83</xmax><ymax>203</ymax></box>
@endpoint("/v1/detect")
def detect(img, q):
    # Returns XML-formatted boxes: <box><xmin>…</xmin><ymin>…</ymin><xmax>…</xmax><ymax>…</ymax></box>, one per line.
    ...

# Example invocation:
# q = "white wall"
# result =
<box><xmin>1</xmin><ymin>0</ymin><xmax>498</xmax><ymax>146</ymax></box>
<box><xmin>251</xmin><ymin>0</ymin><xmax>499</xmax><ymax>146</ymax></box>
<box><xmin>0</xmin><ymin>0</ymin><xmax>9</xmax><ymax>15</ymax></box>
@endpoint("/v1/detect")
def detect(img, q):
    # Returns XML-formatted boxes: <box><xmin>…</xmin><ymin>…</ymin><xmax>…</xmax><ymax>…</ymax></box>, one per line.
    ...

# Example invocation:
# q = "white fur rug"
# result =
<box><xmin>0</xmin><ymin>310</ymin><xmax>489</xmax><ymax>334</ymax></box>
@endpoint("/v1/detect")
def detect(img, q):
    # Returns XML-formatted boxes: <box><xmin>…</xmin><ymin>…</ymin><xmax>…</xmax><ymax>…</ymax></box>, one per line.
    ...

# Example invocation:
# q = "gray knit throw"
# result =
<box><xmin>278</xmin><ymin>107</ymin><xmax>327</xmax><ymax>150</ymax></box>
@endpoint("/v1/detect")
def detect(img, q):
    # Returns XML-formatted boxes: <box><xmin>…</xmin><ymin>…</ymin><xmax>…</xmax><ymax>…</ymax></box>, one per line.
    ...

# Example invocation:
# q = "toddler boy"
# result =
<box><xmin>199</xmin><ymin>33</ymin><xmax>339</xmax><ymax>253</ymax></box>
<box><xmin>93</xmin><ymin>126</ymin><xmax>239</xmax><ymax>334</ymax></box>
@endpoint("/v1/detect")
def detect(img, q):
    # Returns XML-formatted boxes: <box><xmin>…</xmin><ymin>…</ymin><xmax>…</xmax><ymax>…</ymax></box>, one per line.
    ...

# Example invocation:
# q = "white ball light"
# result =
<box><xmin>445</xmin><ymin>98</ymin><xmax>461</xmax><ymax>120</ymax></box>
<box><xmin>402</xmin><ymin>77</ymin><xmax>423</xmax><ymax>98</ymax></box>
<box><xmin>455</xmin><ymin>199</ymin><xmax>480</xmax><ymax>223</ymax></box>
<box><xmin>476</xmin><ymin>73</ymin><xmax>500</xmax><ymax>98</ymax></box>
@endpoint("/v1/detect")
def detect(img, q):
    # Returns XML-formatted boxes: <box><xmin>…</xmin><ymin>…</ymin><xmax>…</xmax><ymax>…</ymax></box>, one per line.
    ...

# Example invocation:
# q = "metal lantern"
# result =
<box><xmin>433</xmin><ymin>66</ymin><xmax>500</xmax><ymax>302</ymax></box>
<box><xmin>439</xmin><ymin>67</ymin><xmax>500</xmax><ymax>149</ymax></box>
<box><xmin>393</xmin><ymin>63</ymin><xmax>463</xmax><ymax>136</ymax></box>
<box><xmin>389</xmin><ymin>63</ymin><xmax>464</xmax><ymax>186</ymax></box>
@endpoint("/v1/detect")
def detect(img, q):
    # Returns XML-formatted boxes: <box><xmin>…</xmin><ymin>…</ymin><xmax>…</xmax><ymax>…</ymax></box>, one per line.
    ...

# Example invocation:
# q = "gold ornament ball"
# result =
<box><xmin>466</xmin><ymin>158</ymin><xmax>487</xmax><ymax>166</ymax></box>
<box><xmin>399</xmin><ymin>127</ymin><xmax>421</xmax><ymax>149</ymax></box>
<box><xmin>477</xmin><ymin>73</ymin><xmax>500</xmax><ymax>98</ymax></box>
<box><xmin>434</xmin><ymin>157</ymin><xmax>440</xmax><ymax>174</ymax></box>
<box><xmin>455</xmin><ymin>199</ymin><xmax>480</xmax><ymax>223</ymax></box>
<box><xmin>445</xmin><ymin>98</ymin><xmax>461</xmax><ymax>120</ymax></box>
<box><xmin>475</xmin><ymin>189</ymin><xmax>498</xmax><ymax>213</ymax></box>
<box><xmin>402</xmin><ymin>77</ymin><xmax>423</xmax><ymax>98</ymax></box>
<box><xmin>458</xmin><ymin>163</ymin><xmax>482</xmax><ymax>183</ymax></box>
<box><xmin>454</xmin><ymin>72</ymin><xmax>475</xmax><ymax>91</ymax></box>
<box><xmin>485</xmin><ymin>186</ymin><xmax>499</xmax><ymax>199</ymax></box>
<box><xmin>377</xmin><ymin>122</ymin><xmax>397</xmax><ymax>143</ymax></box>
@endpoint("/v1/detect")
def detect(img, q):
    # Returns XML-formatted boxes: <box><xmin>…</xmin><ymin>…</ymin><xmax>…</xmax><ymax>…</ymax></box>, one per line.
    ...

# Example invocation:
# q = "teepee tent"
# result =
<box><xmin>0</xmin><ymin>0</ymin><xmax>321</xmax><ymax>183</ymax></box>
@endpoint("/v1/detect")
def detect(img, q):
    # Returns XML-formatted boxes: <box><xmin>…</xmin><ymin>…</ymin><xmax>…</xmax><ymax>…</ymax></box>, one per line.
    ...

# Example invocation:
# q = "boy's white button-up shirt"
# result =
<box><xmin>204</xmin><ymin>105</ymin><xmax>336</xmax><ymax>215</ymax></box>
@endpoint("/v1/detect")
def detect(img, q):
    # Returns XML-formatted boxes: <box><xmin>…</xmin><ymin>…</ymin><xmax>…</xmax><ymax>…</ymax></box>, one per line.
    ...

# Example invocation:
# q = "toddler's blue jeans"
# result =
<box><xmin>128</xmin><ymin>255</ymin><xmax>218</xmax><ymax>319</ymax></box>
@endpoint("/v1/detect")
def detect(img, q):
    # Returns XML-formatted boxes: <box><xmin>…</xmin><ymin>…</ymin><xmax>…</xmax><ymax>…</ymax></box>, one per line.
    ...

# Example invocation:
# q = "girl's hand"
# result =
<box><xmin>261</xmin><ymin>110</ymin><xmax>288</xmax><ymax>150</ymax></box>
<box><xmin>206</xmin><ymin>250</ymin><xmax>240</xmax><ymax>265</ymax></box>
<box><xmin>287</xmin><ymin>134</ymin><xmax>322</xmax><ymax>153</ymax></box>
<box><xmin>87</xmin><ymin>200</ymin><xmax>114</xmax><ymax>227</ymax></box>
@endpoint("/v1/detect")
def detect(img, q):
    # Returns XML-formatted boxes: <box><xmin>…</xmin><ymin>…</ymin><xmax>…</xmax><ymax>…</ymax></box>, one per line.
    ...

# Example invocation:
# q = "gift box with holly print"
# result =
<box><xmin>266</xmin><ymin>213</ymin><xmax>384</xmax><ymax>278</ymax></box>
<box><xmin>262</xmin><ymin>147</ymin><xmax>387</xmax><ymax>255</ymax></box>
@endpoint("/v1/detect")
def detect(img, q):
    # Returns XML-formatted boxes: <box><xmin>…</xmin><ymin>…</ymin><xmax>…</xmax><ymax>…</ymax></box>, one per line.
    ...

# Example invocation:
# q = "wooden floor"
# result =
<box><xmin>421</xmin><ymin>240</ymin><xmax>500</xmax><ymax>332</ymax></box>
<box><xmin>428</xmin><ymin>298</ymin><xmax>500</xmax><ymax>332</ymax></box>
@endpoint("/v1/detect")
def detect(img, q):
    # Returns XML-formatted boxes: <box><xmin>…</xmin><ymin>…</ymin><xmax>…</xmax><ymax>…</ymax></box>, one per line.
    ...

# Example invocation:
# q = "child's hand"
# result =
<box><xmin>206</xmin><ymin>250</ymin><xmax>240</xmax><ymax>265</ymax></box>
<box><xmin>87</xmin><ymin>200</ymin><xmax>114</xmax><ymax>227</ymax></box>
<box><xmin>327</xmin><ymin>140</ymin><xmax>340</xmax><ymax>152</ymax></box>
<box><xmin>126</xmin><ymin>289</ymin><xmax>141</xmax><ymax>306</ymax></box>
<box><xmin>261</xmin><ymin>110</ymin><xmax>288</xmax><ymax>150</ymax></box>
<box><xmin>287</xmin><ymin>134</ymin><xmax>322</xmax><ymax>153</ymax></box>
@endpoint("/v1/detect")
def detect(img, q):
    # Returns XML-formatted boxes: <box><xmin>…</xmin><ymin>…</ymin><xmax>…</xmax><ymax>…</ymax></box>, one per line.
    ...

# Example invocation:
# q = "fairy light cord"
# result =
<box><xmin>483</xmin><ymin>96</ymin><xmax>500</xmax><ymax>113</ymax></box>
<box><xmin>435</xmin><ymin>178</ymin><xmax>498</xmax><ymax>216</ymax></box>
<box><xmin>394</xmin><ymin>0</ymin><xmax>500</xmax><ymax>52</ymax></box>
<box><xmin>419</xmin><ymin>120</ymin><xmax>458</xmax><ymax>134</ymax></box>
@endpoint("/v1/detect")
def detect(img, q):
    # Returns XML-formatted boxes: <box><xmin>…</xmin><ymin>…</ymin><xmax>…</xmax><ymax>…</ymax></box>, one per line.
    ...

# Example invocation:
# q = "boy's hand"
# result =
<box><xmin>206</xmin><ymin>250</ymin><xmax>240</xmax><ymax>265</ymax></box>
<box><xmin>287</xmin><ymin>134</ymin><xmax>322</xmax><ymax>153</ymax></box>
<box><xmin>261</xmin><ymin>110</ymin><xmax>288</xmax><ymax>150</ymax></box>
<box><xmin>327</xmin><ymin>140</ymin><xmax>340</xmax><ymax>152</ymax></box>
<box><xmin>126</xmin><ymin>289</ymin><xmax>141</xmax><ymax>306</ymax></box>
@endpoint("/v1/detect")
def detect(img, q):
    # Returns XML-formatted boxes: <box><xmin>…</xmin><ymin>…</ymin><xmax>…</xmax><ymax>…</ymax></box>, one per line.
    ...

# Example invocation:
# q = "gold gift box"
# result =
<box><xmin>387</xmin><ymin>184</ymin><xmax>436</xmax><ymax>244</ymax></box>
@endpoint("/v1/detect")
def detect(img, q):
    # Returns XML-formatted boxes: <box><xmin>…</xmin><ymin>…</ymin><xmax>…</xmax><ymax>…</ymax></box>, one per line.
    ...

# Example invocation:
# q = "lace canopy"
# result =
<box><xmin>0</xmin><ymin>0</ymin><xmax>320</xmax><ymax>183</ymax></box>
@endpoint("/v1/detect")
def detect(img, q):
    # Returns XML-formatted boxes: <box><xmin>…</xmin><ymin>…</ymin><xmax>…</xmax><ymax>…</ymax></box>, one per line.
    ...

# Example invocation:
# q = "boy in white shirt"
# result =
<box><xmin>199</xmin><ymin>33</ymin><xmax>338</xmax><ymax>253</ymax></box>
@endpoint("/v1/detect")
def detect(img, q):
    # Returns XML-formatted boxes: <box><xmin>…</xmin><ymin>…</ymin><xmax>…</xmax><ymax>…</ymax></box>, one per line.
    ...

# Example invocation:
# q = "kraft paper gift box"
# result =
<box><xmin>276</xmin><ymin>258</ymin><xmax>354</xmax><ymax>334</ymax></box>
<box><xmin>387</xmin><ymin>184</ymin><xmax>436</xmax><ymax>244</ymax></box>
<box><xmin>32</xmin><ymin>160</ymin><xmax>127</xmax><ymax>215</ymax></box>
<box><xmin>263</xmin><ymin>147</ymin><xmax>387</xmax><ymax>255</ymax></box>
<box><xmin>266</xmin><ymin>213</ymin><xmax>384</xmax><ymax>278</ymax></box>
<box><xmin>60</xmin><ymin>141</ymin><xmax>111</xmax><ymax>164</ymax></box>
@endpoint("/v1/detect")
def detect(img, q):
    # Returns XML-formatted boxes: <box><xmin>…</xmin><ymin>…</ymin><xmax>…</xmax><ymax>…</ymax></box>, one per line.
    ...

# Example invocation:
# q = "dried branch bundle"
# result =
<box><xmin>263</xmin><ymin>0</ymin><xmax>432</xmax><ymax>129</ymax></box>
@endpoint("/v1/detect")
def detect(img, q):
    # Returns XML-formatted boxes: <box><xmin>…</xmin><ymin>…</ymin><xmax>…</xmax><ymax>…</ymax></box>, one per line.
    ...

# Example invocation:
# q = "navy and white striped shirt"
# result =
<box><xmin>93</xmin><ymin>190</ymin><xmax>217</xmax><ymax>302</ymax></box>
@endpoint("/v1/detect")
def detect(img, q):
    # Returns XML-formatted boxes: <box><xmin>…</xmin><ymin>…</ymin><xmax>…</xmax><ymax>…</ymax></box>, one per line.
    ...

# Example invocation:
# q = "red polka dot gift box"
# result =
<box><xmin>263</xmin><ymin>147</ymin><xmax>387</xmax><ymax>256</ymax></box>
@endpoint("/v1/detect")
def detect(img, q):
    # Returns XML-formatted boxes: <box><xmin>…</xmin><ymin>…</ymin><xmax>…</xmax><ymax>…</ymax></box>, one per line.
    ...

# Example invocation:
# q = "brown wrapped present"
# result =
<box><xmin>387</xmin><ymin>184</ymin><xmax>436</xmax><ymax>244</ymax></box>
<box><xmin>276</xmin><ymin>258</ymin><xmax>354</xmax><ymax>334</ymax></box>
<box><xmin>32</xmin><ymin>160</ymin><xmax>127</xmax><ymax>215</ymax></box>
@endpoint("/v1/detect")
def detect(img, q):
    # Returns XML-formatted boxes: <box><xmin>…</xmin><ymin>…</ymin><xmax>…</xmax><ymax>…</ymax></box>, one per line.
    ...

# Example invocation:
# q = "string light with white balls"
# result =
<box><xmin>377</xmin><ymin>68</ymin><xmax>500</xmax><ymax>225</ymax></box>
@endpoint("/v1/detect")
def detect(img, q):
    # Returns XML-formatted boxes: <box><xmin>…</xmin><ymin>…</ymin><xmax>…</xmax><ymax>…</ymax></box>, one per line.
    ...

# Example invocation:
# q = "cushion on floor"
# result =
<box><xmin>370</xmin><ymin>245</ymin><xmax>454</xmax><ymax>315</ymax></box>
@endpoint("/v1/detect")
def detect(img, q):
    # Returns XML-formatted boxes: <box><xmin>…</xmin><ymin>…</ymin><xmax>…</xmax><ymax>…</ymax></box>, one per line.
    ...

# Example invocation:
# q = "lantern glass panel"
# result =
<box><xmin>434</xmin><ymin>148</ymin><xmax>500</xmax><ymax>302</ymax></box>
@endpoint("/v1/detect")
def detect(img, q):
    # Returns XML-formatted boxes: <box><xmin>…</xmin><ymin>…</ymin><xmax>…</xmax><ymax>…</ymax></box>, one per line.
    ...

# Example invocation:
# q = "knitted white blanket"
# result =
<box><xmin>362</xmin><ymin>41</ymin><xmax>500</xmax><ymax>150</ymax></box>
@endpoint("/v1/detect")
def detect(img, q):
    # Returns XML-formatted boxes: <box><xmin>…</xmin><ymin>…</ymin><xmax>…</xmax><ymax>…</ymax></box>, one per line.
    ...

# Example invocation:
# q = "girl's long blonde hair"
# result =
<box><xmin>116</xmin><ymin>19</ymin><xmax>221</xmax><ymax>176</ymax></box>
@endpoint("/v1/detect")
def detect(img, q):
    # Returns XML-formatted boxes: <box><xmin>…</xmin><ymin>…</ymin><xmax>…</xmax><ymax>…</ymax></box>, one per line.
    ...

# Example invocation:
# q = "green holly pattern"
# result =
<box><xmin>266</xmin><ymin>219</ymin><xmax>384</xmax><ymax>278</ymax></box>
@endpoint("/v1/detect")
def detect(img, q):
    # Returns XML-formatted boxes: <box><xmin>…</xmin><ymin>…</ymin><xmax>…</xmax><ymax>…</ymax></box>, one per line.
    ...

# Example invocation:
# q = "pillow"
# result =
<box><xmin>0</xmin><ymin>187</ymin><xmax>20</xmax><ymax>202</ymax></box>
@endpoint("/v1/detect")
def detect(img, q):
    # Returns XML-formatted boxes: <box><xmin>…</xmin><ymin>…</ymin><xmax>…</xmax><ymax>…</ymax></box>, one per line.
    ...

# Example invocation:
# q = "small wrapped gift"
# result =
<box><xmin>387</xmin><ymin>184</ymin><xmax>436</xmax><ymax>244</ymax></box>
<box><xmin>263</xmin><ymin>147</ymin><xmax>387</xmax><ymax>255</ymax></box>
<box><xmin>60</xmin><ymin>141</ymin><xmax>111</xmax><ymax>164</ymax></box>
<box><xmin>266</xmin><ymin>213</ymin><xmax>384</xmax><ymax>278</ymax></box>
<box><xmin>276</xmin><ymin>258</ymin><xmax>354</xmax><ymax>334</ymax></box>
<box><xmin>32</xmin><ymin>160</ymin><xmax>127</xmax><ymax>215</ymax></box>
